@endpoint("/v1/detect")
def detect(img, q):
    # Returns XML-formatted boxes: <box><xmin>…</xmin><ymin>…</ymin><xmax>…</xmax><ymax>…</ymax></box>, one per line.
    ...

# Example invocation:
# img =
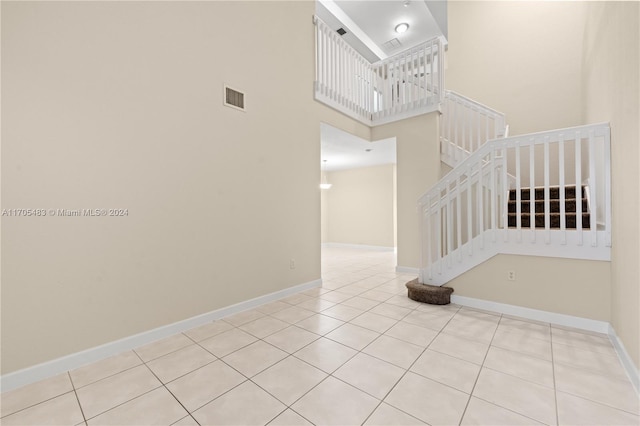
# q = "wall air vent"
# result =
<box><xmin>224</xmin><ymin>85</ymin><xmax>245</xmax><ymax>111</ymax></box>
<box><xmin>336</xmin><ymin>28</ymin><xmax>347</xmax><ymax>36</ymax></box>
<box><xmin>382</xmin><ymin>38</ymin><xmax>402</xmax><ymax>50</ymax></box>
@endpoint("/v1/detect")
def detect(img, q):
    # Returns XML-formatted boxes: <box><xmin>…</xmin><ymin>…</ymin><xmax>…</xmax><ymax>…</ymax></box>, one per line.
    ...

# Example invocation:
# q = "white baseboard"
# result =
<box><xmin>396</xmin><ymin>266</ymin><xmax>419</xmax><ymax>275</ymax></box>
<box><xmin>322</xmin><ymin>242</ymin><xmax>395</xmax><ymax>252</ymax></box>
<box><xmin>0</xmin><ymin>279</ymin><xmax>322</xmax><ymax>392</ymax></box>
<box><xmin>451</xmin><ymin>294</ymin><xmax>639</xmax><ymax>395</ymax></box>
<box><xmin>450</xmin><ymin>295</ymin><xmax>610</xmax><ymax>333</ymax></box>
<box><xmin>608</xmin><ymin>324</ymin><xmax>640</xmax><ymax>393</ymax></box>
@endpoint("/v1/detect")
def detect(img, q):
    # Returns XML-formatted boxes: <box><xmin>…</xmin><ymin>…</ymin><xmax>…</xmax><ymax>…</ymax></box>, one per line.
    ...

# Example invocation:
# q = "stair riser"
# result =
<box><xmin>508</xmin><ymin>186</ymin><xmax>583</xmax><ymax>201</ymax></box>
<box><xmin>507</xmin><ymin>199</ymin><xmax>589</xmax><ymax>214</ymax></box>
<box><xmin>507</xmin><ymin>214</ymin><xmax>591</xmax><ymax>229</ymax></box>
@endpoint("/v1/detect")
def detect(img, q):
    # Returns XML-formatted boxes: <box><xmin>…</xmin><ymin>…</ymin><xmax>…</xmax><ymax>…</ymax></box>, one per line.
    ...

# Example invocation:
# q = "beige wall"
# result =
<box><xmin>447</xmin><ymin>1</ymin><xmax>585</xmax><ymax>136</ymax></box>
<box><xmin>372</xmin><ymin>113</ymin><xmax>440</xmax><ymax>269</ymax></box>
<box><xmin>447</xmin><ymin>255</ymin><xmax>611</xmax><ymax>321</ymax></box>
<box><xmin>324</xmin><ymin>164</ymin><xmax>395</xmax><ymax>247</ymax></box>
<box><xmin>582</xmin><ymin>2</ymin><xmax>640</xmax><ymax>367</ymax></box>
<box><xmin>1</xmin><ymin>1</ymin><xmax>320</xmax><ymax>374</ymax></box>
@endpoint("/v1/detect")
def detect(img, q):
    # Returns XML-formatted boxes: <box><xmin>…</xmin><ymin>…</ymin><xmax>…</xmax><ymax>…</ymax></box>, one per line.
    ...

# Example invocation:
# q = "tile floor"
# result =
<box><xmin>2</xmin><ymin>247</ymin><xmax>639</xmax><ymax>425</ymax></box>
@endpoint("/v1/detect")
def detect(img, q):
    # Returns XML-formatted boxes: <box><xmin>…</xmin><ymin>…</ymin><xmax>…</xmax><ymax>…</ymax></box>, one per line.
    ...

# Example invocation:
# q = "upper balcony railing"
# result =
<box><xmin>314</xmin><ymin>16</ymin><xmax>444</xmax><ymax>126</ymax></box>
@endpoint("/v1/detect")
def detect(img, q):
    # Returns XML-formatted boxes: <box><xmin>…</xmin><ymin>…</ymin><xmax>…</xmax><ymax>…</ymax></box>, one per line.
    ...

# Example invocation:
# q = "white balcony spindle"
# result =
<box><xmin>588</xmin><ymin>129</ymin><xmax>597</xmax><ymax>246</ymax></box>
<box><xmin>544</xmin><ymin>137</ymin><xmax>550</xmax><ymax>244</ymax></box>
<box><xmin>529</xmin><ymin>142</ymin><xmax>535</xmax><ymax>241</ymax></box>
<box><xmin>575</xmin><ymin>131</ymin><xmax>583</xmax><ymax>245</ymax></box>
<box><xmin>559</xmin><ymin>134</ymin><xmax>566</xmax><ymax>244</ymax></box>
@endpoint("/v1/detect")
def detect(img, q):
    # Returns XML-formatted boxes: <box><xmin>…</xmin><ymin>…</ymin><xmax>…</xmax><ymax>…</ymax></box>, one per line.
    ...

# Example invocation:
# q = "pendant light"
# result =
<box><xmin>320</xmin><ymin>160</ymin><xmax>332</xmax><ymax>189</ymax></box>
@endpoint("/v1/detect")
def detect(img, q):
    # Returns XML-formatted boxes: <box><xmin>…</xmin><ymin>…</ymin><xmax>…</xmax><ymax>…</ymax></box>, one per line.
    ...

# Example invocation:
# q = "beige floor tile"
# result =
<box><xmin>498</xmin><ymin>317</ymin><xmax>550</xmax><ymax>341</ymax></box>
<box><xmin>238</xmin><ymin>316</ymin><xmax>290</xmax><ymax>339</ymax></box>
<box><xmin>363</xmin><ymin>335</ymin><xmax>424</xmax><ymax>369</ymax></box>
<box><xmin>183</xmin><ymin>320</ymin><xmax>233</xmax><ymax>342</ymax></box>
<box><xmin>267</xmin><ymin>409</ymin><xmax>313</xmax><ymax>425</ymax></box>
<box><xmin>556</xmin><ymin>391</ymin><xmax>640</xmax><ymax>425</ymax></box>
<box><xmin>280</xmin><ymin>293</ymin><xmax>314</xmax><ymax>305</ymax></box>
<box><xmin>491</xmin><ymin>328</ymin><xmax>552</xmax><ymax>361</ymax></box>
<box><xmin>192</xmin><ymin>381</ymin><xmax>286</xmax><ymax>425</ymax></box>
<box><xmin>369</xmin><ymin>303</ymin><xmax>412</xmax><ymax>320</ymax></box>
<box><xmin>384</xmin><ymin>321</ymin><xmax>438</xmax><ymax>347</ymax></box>
<box><xmin>263</xmin><ymin>326</ymin><xmax>319</xmax><ymax>353</ymax></box>
<box><xmin>350</xmin><ymin>311</ymin><xmax>398</xmax><ymax>333</ymax></box>
<box><xmin>552</xmin><ymin>341</ymin><xmax>628</xmax><ymax>379</ymax></box>
<box><xmin>252</xmin><ymin>356</ymin><xmax>327</xmax><ymax>405</ymax></box>
<box><xmin>0</xmin><ymin>391</ymin><xmax>84</xmax><ymax>426</ymax></box>
<box><xmin>360</xmin><ymin>290</ymin><xmax>394</xmax><ymax>302</ymax></box>
<box><xmin>341</xmin><ymin>296</ymin><xmax>381</xmax><ymax>310</ymax></box>
<box><xmin>270</xmin><ymin>306</ymin><xmax>315</xmax><ymax>324</ymax></box>
<box><xmin>429</xmin><ymin>332</ymin><xmax>489</xmax><ymax>365</ymax></box>
<box><xmin>461</xmin><ymin>396</ymin><xmax>543</xmax><ymax>425</ymax></box>
<box><xmin>165</xmin><ymin>360</ymin><xmax>245</xmax><ymax>412</ymax></box>
<box><xmin>334</xmin><ymin>353</ymin><xmax>405</xmax><ymax>399</ymax></box>
<box><xmin>172</xmin><ymin>415</ymin><xmax>199</xmax><ymax>425</ymax></box>
<box><xmin>554</xmin><ymin>363</ymin><xmax>639</xmax><ymax>414</ymax></box>
<box><xmin>385</xmin><ymin>372</ymin><xmax>469</xmax><ymax>425</ymax></box>
<box><xmin>87</xmin><ymin>387</ymin><xmax>187</xmax><ymax>425</ymax></box>
<box><xmin>321</xmin><ymin>304</ymin><xmax>366</xmax><ymax>322</ymax></box>
<box><xmin>401</xmin><ymin>310</ymin><xmax>452</xmax><ymax>331</ymax></box>
<box><xmin>146</xmin><ymin>344</ymin><xmax>216</xmax><ymax>383</ymax></box>
<box><xmin>442</xmin><ymin>317</ymin><xmax>498</xmax><ymax>343</ymax></box>
<box><xmin>224</xmin><ymin>309</ymin><xmax>266</xmax><ymax>326</ymax></box>
<box><xmin>319</xmin><ymin>291</ymin><xmax>355</xmax><ymax>303</ymax></box>
<box><xmin>295</xmin><ymin>298</ymin><xmax>336</xmax><ymax>313</ymax></box>
<box><xmin>1</xmin><ymin>373</ymin><xmax>73</xmax><ymax>417</ymax></box>
<box><xmin>385</xmin><ymin>295</ymin><xmax>422</xmax><ymax>309</ymax></box>
<box><xmin>222</xmin><ymin>341</ymin><xmax>288</xmax><ymax>377</ymax></box>
<box><xmin>198</xmin><ymin>328</ymin><xmax>257</xmax><ymax>357</ymax></box>
<box><xmin>301</xmin><ymin>287</ymin><xmax>331</xmax><ymax>297</ymax></box>
<box><xmin>551</xmin><ymin>327</ymin><xmax>615</xmax><ymax>355</ymax></box>
<box><xmin>484</xmin><ymin>346</ymin><xmax>554</xmax><ymax>388</ymax></box>
<box><xmin>292</xmin><ymin>376</ymin><xmax>379</xmax><ymax>426</ymax></box>
<box><xmin>473</xmin><ymin>368</ymin><xmax>556</xmax><ymax>425</ymax></box>
<box><xmin>134</xmin><ymin>334</ymin><xmax>194</xmax><ymax>362</ymax></box>
<box><xmin>410</xmin><ymin>349</ymin><xmax>481</xmax><ymax>393</ymax></box>
<box><xmin>325</xmin><ymin>323</ymin><xmax>380</xmax><ymax>350</ymax></box>
<box><xmin>363</xmin><ymin>402</ymin><xmax>426</xmax><ymax>425</ymax></box>
<box><xmin>295</xmin><ymin>313</ymin><xmax>345</xmax><ymax>335</ymax></box>
<box><xmin>255</xmin><ymin>301</ymin><xmax>291</xmax><ymax>315</ymax></box>
<box><xmin>294</xmin><ymin>337</ymin><xmax>357</xmax><ymax>373</ymax></box>
<box><xmin>76</xmin><ymin>365</ymin><xmax>161</xmax><ymax>419</ymax></box>
<box><xmin>70</xmin><ymin>351</ymin><xmax>142</xmax><ymax>389</ymax></box>
<box><xmin>334</xmin><ymin>284</ymin><xmax>367</xmax><ymax>296</ymax></box>
<box><xmin>456</xmin><ymin>307</ymin><xmax>501</xmax><ymax>321</ymax></box>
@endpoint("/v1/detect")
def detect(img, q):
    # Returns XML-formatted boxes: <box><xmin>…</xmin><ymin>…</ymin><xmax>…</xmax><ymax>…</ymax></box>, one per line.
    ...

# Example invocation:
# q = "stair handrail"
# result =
<box><xmin>420</xmin><ymin>122</ymin><xmax>612</xmax><ymax>285</ymax></box>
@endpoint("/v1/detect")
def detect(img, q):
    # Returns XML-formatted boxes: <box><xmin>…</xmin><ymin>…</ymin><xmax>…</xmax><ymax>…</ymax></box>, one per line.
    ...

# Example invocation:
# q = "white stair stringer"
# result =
<box><xmin>420</xmin><ymin>228</ymin><xmax>611</xmax><ymax>286</ymax></box>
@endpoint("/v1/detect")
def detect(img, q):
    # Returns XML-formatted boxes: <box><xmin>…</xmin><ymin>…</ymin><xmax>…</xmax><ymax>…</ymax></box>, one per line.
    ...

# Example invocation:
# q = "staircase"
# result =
<box><xmin>507</xmin><ymin>185</ymin><xmax>591</xmax><ymax>229</ymax></box>
<box><xmin>419</xmin><ymin>102</ymin><xmax>612</xmax><ymax>286</ymax></box>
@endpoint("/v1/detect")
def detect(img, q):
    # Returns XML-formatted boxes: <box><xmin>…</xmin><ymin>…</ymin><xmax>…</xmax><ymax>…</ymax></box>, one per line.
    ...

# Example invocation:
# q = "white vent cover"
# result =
<box><xmin>224</xmin><ymin>85</ymin><xmax>245</xmax><ymax>111</ymax></box>
<box><xmin>383</xmin><ymin>38</ymin><xmax>402</xmax><ymax>50</ymax></box>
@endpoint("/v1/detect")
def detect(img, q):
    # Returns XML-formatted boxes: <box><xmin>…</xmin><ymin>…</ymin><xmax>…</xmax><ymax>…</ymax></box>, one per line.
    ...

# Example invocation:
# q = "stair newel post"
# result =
<box><xmin>588</xmin><ymin>129</ymin><xmax>598</xmax><ymax>246</ymax></box>
<box><xmin>490</xmin><ymin>147</ymin><xmax>497</xmax><ymax>242</ymax></box>
<box><xmin>456</xmin><ymin>172</ymin><xmax>463</xmax><ymax>262</ymax></box>
<box><xmin>446</xmin><ymin>179</ymin><xmax>453</xmax><ymax>269</ymax></box>
<box><xmin>529</xmin><ymin>141</ymin><xmax>536</xmax><ymax>242</ymax></box>
<box><xmin>559</xmin><ymin>134</ymin><xmax>567</xmax><ymax>244</ymax></box>
<box><xmin>515</xmin><ymin>142</ymin><xmax>522</xmax><ymax>241</ymax></box>
<box><xmin>502</xmin><ymin>142</ymin><xmax>509</xmax><ymax>242</ymax></box>
<box><xmin>425</xmin><ymin>195</ymin><xmax>432</xmax><ymax>280</ymax></box>
<box><xmin>544</xmin><ymin>136</ymin><xmax>551</xmax><ymax>244</ymax></box>
<box><xmin>604</xmin><ymin>127</ymin><xmax>612</xmax><ymax>247</ymax></box>
<box><xmin>436</xmin><ymin>188</ymin><xmax>442</xmax><ymax>275</ymax></box>
<box><xmin>477</xmin><ymin>154</ymin><xmax>485</xmax><ymax>249</ymax></box>
<box><xmin>575</xmin><ymin>131</ymin><xmax>583</xmax><ymax>245</ymax></box>
<box><xmin>467</xmin><ymin>162</ymin><xmax>473</xmax><ymax>257</ymax></box>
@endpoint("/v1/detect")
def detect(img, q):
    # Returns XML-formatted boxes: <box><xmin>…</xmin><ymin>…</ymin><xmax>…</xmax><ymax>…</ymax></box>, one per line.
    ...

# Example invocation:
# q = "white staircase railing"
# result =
<box><xmin>440</xmin><ymin>91</ymin><xmax>508</xmax><ymax>168</ymax></box>
<box><xmin>314</xmin><ymin>16</ymin><xmax>444</xmax><ymax>126</ymax></box>
<box><xmin>420</xmin><ymin>123</ymin><xmax>612</xmax><ymax>286</ymax></box>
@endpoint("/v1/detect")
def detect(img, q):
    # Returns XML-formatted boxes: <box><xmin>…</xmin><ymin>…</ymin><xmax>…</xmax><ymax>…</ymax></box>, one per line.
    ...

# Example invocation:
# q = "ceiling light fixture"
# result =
<box><xmin>395</xmin><ymin>23</ymin><xmax>409</xmax><ymax>34</ymax></box>
<box><xmin>320</xmin><ymin>160</ymin><xmax>332</xmax><ymax>189</ymax></box>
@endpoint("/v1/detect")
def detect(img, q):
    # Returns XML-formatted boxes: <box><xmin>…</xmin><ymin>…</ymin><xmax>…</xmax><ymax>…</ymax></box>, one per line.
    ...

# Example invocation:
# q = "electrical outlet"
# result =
<box><xmin>508</xmin><ymin>270</ymin><xmax>516</xmax><ymax>281</ymax></box>
<box><xmin>290</xmin><ymin>259</ymin><xmax>296</xmax><ymax>270</ymax></box>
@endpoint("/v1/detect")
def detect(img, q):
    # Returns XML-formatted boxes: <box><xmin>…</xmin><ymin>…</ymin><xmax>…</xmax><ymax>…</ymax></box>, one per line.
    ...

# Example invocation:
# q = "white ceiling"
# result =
<box><xmin>321</xmin><ymin>123</ymin><xmax>396</xmax><ymax>172</ymax></box>
<box><xmin>316</xmin><ymin>0</ymin><xmax>447</xmax><ymax>61</ymax></box>
<box><xmin>316</xmin><ymin>1</ymin><xmax>445</xmax><ymax>171</ymax></box>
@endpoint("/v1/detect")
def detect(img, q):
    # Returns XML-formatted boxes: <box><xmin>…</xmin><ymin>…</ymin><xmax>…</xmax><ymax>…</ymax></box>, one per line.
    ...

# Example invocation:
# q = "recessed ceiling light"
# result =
<box><xmin>395</xmin><ymin>23</ymin><xmax>409</xmax><ymax>34</ymax></box>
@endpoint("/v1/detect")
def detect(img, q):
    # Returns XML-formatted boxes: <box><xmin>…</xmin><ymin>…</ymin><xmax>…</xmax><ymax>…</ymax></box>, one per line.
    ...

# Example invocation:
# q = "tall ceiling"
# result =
<box><xmin>317</xmin><ymin>0</ymin><xmax>446</xmax><ymax>171</ymax></box>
